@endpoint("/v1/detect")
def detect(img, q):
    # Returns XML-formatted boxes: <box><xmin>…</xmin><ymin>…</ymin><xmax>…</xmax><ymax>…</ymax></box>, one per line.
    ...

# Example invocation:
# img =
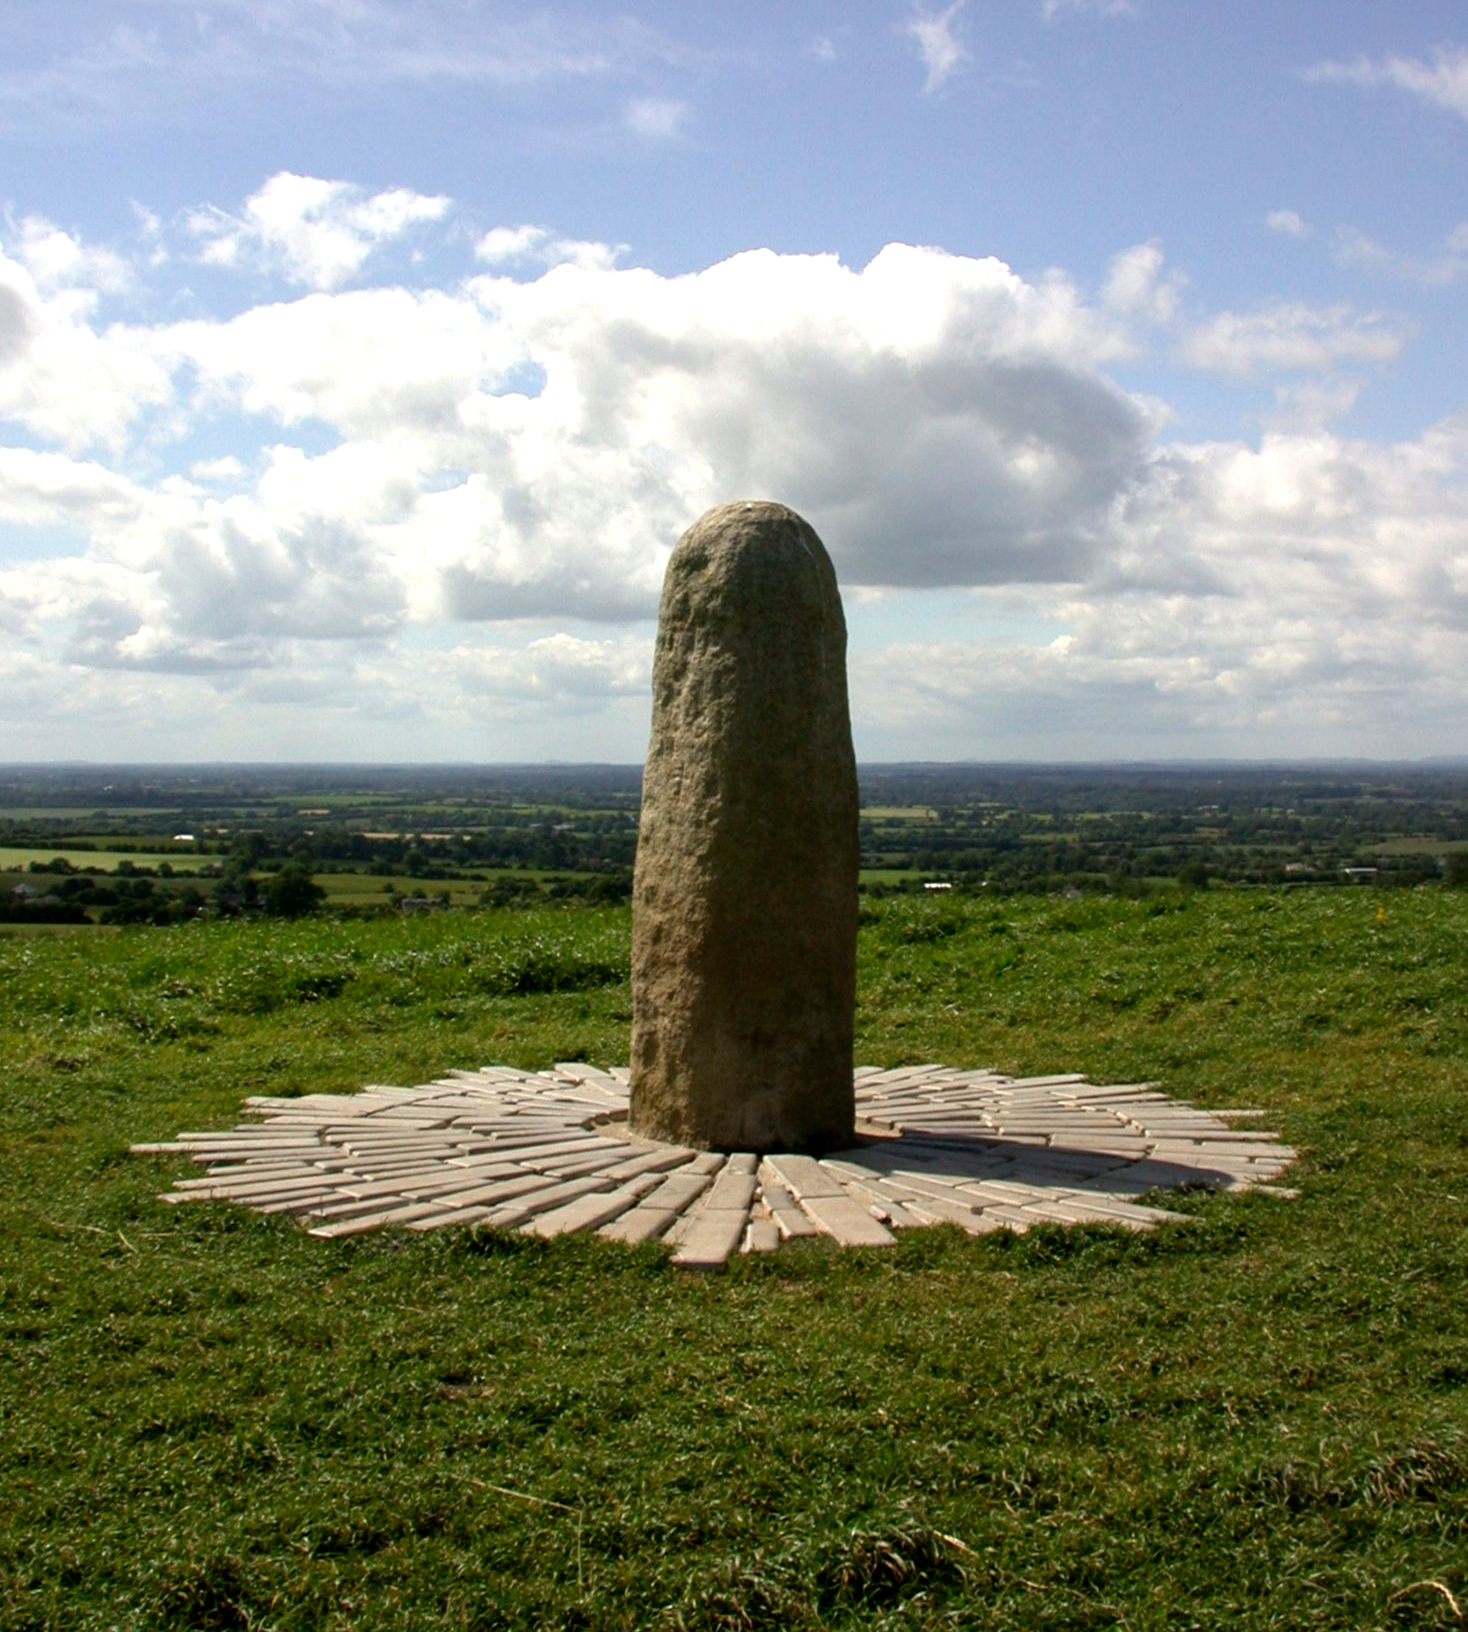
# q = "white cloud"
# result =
<box><xmin>625</xmin><ymin>96</ymin><xmax>689</xmax><ymax>139</ymax></box>
<box><xmin>2</xmin><ymin>222</ymin><xmax>1152</xmax><ymax>676</ymax></box>
<box><xmin>0</xmin><ymin>241</ymin><xmax>171</xmax><ymax>450</ymax></box>
<box><xmin>1101</xmin><ymin>241</ymin><xmax>1183</xmax><ymax>326</ymax></box>
<box><xmin>9</xmin><ymin>215</ymin><xmax>132</xmax><ymax>294</ymax></box>
<box><xmin>852</xmin><ymin>417</ymin><xmax>1468</xmax><ymax>756</ymax></box>
<box><xmin>1265</xmin><ymin>377</ymin><xmax>1362</xmax><ymax>432</ymax></box>
<box><xmin>449</xmin><ymin>632</ymin><xmax>652</xmax><ymax>704</ymax></box>
<box><xmin>476</xmin><ymin>225</ymin><xmax>626</xmax><ymax>272</ymax></box>
<box><xmin>1178</xmin><ymin>301</ymin><xmax>1410</xmax><ymax>376</ymax></box>
<box><xmin>903</xmin><ymin>3</ymin><xmax>969</xmax><ymax>94</ymax></box>
<box><xmin>8</xmin><ymin>183</ymin><xmax>1468</xmax><ymax>759</ymax></box>
<box><xmin>1042</xmin><ymin>0</ymin><xmax>1140</xmax><ymax>21</ymax></box>
<box><xmin>0</xmin><ymin>2</ymin><xmax>688</xmax><ymax>135</ymax></box>
<box><xmin>1306</xmin><ymin>44</ymin><xmax>1468</xmax><ymax>122</ymax></box>
<box><xmin>1265</xmin><ymin>208</ymin><xmax>1310</xmax><ymax>239</ymax></box>
<box><xmin>185</xmin><ymin>172</ymin><xmax>451</xmax><ymax>290</ymax></box>
<box><xmin>1335</xmin><ymin>223</ymin><xmax>1468</xmax><ymax>288</ymax></box>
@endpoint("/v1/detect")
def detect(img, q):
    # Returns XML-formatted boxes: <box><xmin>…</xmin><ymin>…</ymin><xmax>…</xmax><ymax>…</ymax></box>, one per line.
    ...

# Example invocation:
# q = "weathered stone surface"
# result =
<box><xmin>629</xmin><ymin>501</ymin><xmax>858</xmax><ymax>1153</ymax></box>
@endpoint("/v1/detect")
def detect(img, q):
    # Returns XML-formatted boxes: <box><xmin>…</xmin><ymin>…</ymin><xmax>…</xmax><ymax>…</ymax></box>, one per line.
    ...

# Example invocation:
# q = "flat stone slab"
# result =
<box><xmin>134</xmin><ymin>1063</ymin><xmax>1297</xmax><ymax>1269</ymax></box>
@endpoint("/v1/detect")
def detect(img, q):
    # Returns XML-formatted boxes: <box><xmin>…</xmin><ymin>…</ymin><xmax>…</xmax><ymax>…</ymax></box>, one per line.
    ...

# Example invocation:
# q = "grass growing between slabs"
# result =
<box><xmin>2</xmin><ymin>890</ymin><xmax>1468</xmax><ymax>1629</ymax></box>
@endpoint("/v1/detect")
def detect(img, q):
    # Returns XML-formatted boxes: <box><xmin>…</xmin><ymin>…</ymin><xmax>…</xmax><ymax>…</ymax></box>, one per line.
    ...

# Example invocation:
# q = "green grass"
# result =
<box><xmin>0</xmin><ymin>846</ymin><xmax>215</xmax><ymax>873</ymax></box>
<box><xmin>3</xmin><ymin>891</ymin><xmax>1468</xmax><ymax>1629</ymax></box>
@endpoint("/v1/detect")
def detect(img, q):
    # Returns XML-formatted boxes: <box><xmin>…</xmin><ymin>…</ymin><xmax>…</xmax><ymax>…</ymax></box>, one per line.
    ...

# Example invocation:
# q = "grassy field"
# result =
<box><xmin>0</xmin><ymin>846</ymin><xmax>215</xmax><ymax>874</ymax></box>
<box><xmin>3</xmin><ymin>890</ymin><xmax>1468</xmax><ymax>1629</ymax></box>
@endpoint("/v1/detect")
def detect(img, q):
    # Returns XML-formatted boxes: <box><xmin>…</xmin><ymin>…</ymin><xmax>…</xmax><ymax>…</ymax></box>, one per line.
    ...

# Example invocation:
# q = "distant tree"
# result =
<box><xmin>211</xmin><ymin>864</ymin><xmax>259</xmax><ymax>916</ymax></box>
<box><xmin>262</xmin><ymin>861</ymin><xmax>325</xmax><ymax>918</ymax></box>
<box><xmin>1444</xmin><ymin>852</ymin><xmax>1468</xmax><ymax>887</ymax></box>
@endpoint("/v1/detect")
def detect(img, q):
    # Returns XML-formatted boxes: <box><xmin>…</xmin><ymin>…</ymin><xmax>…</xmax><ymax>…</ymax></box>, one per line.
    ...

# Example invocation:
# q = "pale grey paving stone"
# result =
<box><xmin>1039</xmin><ymin>1200</ymin><xmax>1154</xmax><ymax>1231</ymax></box>
<box><xmin>525</xmin><ymin>1150</ymin><xmax>645</xmax><ymax>1181</ymax></box>
<box><xmin>307</xmin><ymin>1156</ymin><xmax>449</xmax><ymax>1179</ymax></box>
<box><xmin>310</xmin><ymin>1171</ymin><xmax>470</xmax><ymax>1205</ymax></box>
<box><xmin>797</xmin><ymin>1193</ymin><xmax>897</xmax><ymax>1248</ymax></box>
<box><xmin>405</xmin><ymin>1172</ymin><xmax>572</xmax><ymax>1212</ymax></box>
<box><xmin>703</xmin><ymin>1166</ymin><xmax>758</xmax><ymax>1213</ymax></box>
<box><xmin>743</xmin><ymin>1219</ymin><xmax>782</xmax><ymax>1254</ymax></box>
<box><xmin>1047</xmin><ymin>1193</ymin><xmax>1192</xmax><ymax>1226</ymax></box>
<box><xmin>396</xmin><ymin>1170</ymin><xmax>548</xmax><ymax>1204</ymax></box>
<box><xmin>522</xmin><ymin>1137</ymin><xmax>641</xmax><ymax>1168</ymax></box>
<box><xmin>833</xmin><ymin>1175</ymin><xmax>929</xmax><ymax>1229</ymax></box>
<box><xmin>145</xmin><ymin>1058</ymin><xmax>1295</xmax><ymax>1255</ymax></box>
<box><xmin>440</xmin><ymin>1156</ymin><xmax>524</xmax><ymax>1177</ymax></box>
<box><xmin>404</xmin><ymin>1204</ymin><xmax>499</xmax><ymax>1231</ymax></box>
<box><xmin>252</xmin><ymin>1188</ymin><xmax>360</xmax><ymax>1216</ymax></box>
<box><xmin>597</xmin><ymin>1205</ymin><xmax>682</xmax><ymax>1245</ymax></box>
<box><xmin>971</xmin><ymin>1203</ymin><xmax>1036</xmax><ymax>1231</ymax></box>
<box><xmin>757</xmin><ymin>1178</ymin><xmax>820</xmax><ymax>1240</ymax></box>
<box><xmin>463</xmin><ymin>1174</ymin><xmax>619</xmax><ymax>1233</ymax></box>
<box><xmin>550</xmin><ymin>1063</ymin><xmax>628</xmax><ymax>1099</ymax></box>
<box><xmin>600</xmin><ymin>1147</ymin><xmax>700</xmax><ymax>1182</ymax></box>
<box><xmin>639</xmin><ymin>1170</ymin><xmax>716</xmax><ymax>1212</ymax></box>
<box><xmin>326</xmin><ymin>1132</ymin><xmax>462</xmax><ymax>1149</ymax></box>
<box><xmin>171</xmin><ymin>1159</ymin><xmax>333</xmax><ymax>1187</ymax></box>
<box><xmin>671</xmin><ymin>1209</ymin><xmax>749</xmax><ymax>1269</ymax></box>
<box><xmin>760</xmin><ymin>1153</ymin><xmax>846</xmax><ymax>1201</ymax></box>
<box><xmin>177</xmin><ymin>1170</ymin><xmax>342</xmax><ymax>1203</ymax></box>
<box><xmin>852</xmin><ymin>1166</ymin><xmax>1004</xmax><ymax>1212</ymax></box>
<box><xmin>524</xmin><ymin>1173</ymin><xmax>665</xmax><ymax>1238</ymax></box>
<box><xmin>172</xmin><ymin>1131</ymin><xmax>320</xmax><ymax>1148</ymax></box>
<box><xmin>309</xmin><ymin>1199</ymin><xmax>466</xmax><ymax>1238</ymax></box>
<box><xmin>1146</xmin><ymin>1140</ymin><xmax>1292</xmax><ymax>1162</ymax></box>
<box><xmin>895</xmin><ymin>1193</ymin><xmax>1009</xmax><ymax>1234</ymax></box>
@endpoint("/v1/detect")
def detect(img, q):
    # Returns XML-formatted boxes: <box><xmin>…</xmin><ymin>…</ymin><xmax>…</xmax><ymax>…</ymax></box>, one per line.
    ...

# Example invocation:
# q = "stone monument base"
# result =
<box><xmin>135</xmin><ymin>1063</ymin><xmax>1297</xmax><ymax>1270</ymax></box>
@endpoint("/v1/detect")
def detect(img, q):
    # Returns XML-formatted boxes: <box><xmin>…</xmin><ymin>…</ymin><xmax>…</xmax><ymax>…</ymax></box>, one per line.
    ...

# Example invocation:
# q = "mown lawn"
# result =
<box><xmin>2</xmin><ymin>890</ymin><xmax>1467</xmax><ymax>1630</ymax></box>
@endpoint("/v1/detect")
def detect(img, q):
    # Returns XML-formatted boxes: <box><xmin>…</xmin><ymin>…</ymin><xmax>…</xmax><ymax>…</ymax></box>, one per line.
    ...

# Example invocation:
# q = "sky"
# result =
<box><xmin>2</xmin><ymin>1</ymin><xmax>1467</xmax><ymax>764</ymax></box>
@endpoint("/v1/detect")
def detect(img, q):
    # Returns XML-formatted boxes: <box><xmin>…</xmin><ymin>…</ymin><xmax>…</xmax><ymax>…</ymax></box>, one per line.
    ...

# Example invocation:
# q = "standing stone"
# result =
<box><xmin>629</xmin><ymin>501</ymin><xmax>858</xmax><ymax>1153</ymax></box>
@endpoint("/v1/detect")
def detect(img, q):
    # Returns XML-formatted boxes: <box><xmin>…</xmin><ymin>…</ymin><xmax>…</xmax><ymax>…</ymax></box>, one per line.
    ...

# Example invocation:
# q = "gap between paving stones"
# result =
<box><xmin>134</xmin><ymin>1063</ymin><xmax>1298</xmax><ymax>1270</ymax></box>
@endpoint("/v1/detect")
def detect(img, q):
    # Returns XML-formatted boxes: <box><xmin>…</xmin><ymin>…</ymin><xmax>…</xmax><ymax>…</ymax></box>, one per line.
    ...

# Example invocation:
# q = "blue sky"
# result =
<box><xmin>2</xmin><ymin>0</ymin><xmax>1467</xmax><ymax>762</ymax></box>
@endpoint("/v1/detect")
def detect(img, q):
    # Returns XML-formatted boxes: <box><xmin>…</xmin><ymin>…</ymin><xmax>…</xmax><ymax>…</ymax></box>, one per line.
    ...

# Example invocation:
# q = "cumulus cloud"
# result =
<box><xmin>0</xmin><ymin>208</ymin><xmax>1158</xmax><ymax>679</ymax></box>
<box><xmin>475</xmin><ymin>224</ymin><xmax>626</xmax><ymax>271</ymax></box>
<box><xmin>1306</xmin><ymin>44</ymin><xmax>1468</xmax><ymax>122</ymax></box>
<box><xmin>9</xmin><ymin>215</ymin><xmax>132</xmax><ymax>294</ymax></box>
<box><xmin>1265</xmin><ymin>208</ymin><xmax>1310</xmax><ymax>239</ymax></box>
<box><xmin>851</xmin><ymin>417</ymin><xmax>1468</xmax><ymax>756</ymax></box>
<box><xmin>904</xmin><ymin>3</ymin><xmax>969</xmax><ymax>94</ymax></box>
<box><xmin>185</xmin><ymin>172</ymin><xmax>451</xmax><ymax>290</ymax></box>
<box><xmin>1101</xmin><ymin>241</ymin><xmax>1183</xmax><ymax>327</ymax></box>
<box><xmin>0</xmin><ymin>240</ymin><xmax>170</xmax><ymax>449</ymax></box>
<box><xmin>7</xmin><ymin>174</ymin><xmax>1468</xmax><ymax>759</ymax></box>
<box><xmin>1178</xmin><ymin>301</ymin><xmax>1410</xmax><ymax>375</ymax></box>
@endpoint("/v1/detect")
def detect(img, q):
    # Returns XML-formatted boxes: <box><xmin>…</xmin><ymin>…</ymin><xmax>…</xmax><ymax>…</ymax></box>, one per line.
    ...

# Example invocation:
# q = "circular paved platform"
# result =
<box><xmin>135</xmin><ymin>1062</ymin><xmax>1297</xmax><ymax>1268</ymax></box>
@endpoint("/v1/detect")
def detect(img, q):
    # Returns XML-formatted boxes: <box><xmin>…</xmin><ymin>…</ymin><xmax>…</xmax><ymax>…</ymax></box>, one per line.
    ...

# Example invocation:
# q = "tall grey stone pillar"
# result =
<box><xmin>629</xmin><ymin>501</ymin><xmax>858</xmax><ymax>1153</ymax></box>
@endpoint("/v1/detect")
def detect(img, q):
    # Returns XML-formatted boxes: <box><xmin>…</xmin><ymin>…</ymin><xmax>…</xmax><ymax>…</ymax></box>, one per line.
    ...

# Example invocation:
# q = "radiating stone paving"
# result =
<box><xmin>133</xmin><ymin>1063</ymin><xmax>1298</xmax><ymax>1269</ymax></box>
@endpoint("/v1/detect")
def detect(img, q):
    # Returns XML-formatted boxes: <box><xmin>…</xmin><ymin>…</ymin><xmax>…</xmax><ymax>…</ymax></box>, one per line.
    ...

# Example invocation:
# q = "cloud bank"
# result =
<box><xmin>0</xmin><ymin>176</ymin><xmax>1462</xmax><ymax>760</ymax></box>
